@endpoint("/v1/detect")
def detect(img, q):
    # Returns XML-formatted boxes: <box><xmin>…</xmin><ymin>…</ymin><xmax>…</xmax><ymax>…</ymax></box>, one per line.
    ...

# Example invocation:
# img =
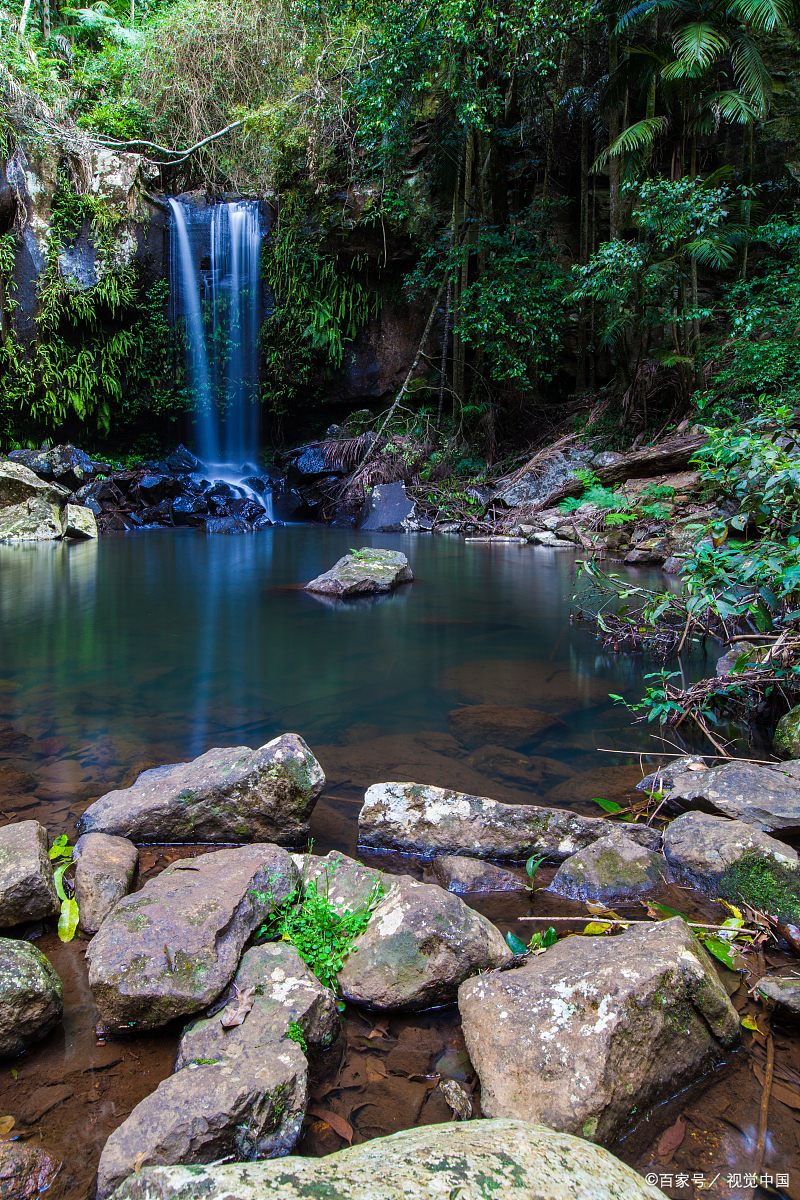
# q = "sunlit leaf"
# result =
<box><xmin>505</xmin><ymin>931</ymin><xmax>528</xmax><ymax>955</ymax></box>
<box><xmin>58</xmin><ymin>897</ymin><xmax>79</xmax><ymax>943</ymax></box>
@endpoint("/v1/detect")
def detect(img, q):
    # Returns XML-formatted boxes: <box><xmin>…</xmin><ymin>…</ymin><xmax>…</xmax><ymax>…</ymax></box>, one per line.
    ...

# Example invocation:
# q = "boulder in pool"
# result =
<box><xmin>665</xmin><ymin>760</ymin><xmax>800</xmax><ymax>836</ymax></box>
<box><xmin>73</xmin><ymin>832</ymin><xmax>139</xmax><ymax>933</ymax></box>
<box><xmin>358</xmin><ymin>781</ymin><xmax>661</xmax><ymax>862</ymax></box>
<box><xmin>0</xmin><ymin>938</ymin><xmax>63</xmax><ymax>1057</ymax></box>
<box><xmin>0</xmin><ymin>497</ymin><xmax>64</xmax><ymax>542</ymax></box>
<box><xmin>106</xmin><ymin>1119</ymin><xmax>667</xmax><ymax>1200</ymax></box>
<box><xmin>0</xmin><ymin>1142</ymin><xmax>62</xmax><ymax>1198</ymax></box>
<box><xmin>86</xmin><ymin>844</ymin><xmax>297</xmax><ymax>1032</ymax></box>
<box><xmin>304</xmin><ymin>548</ymin><xmax>412</xmax><ymax>598</ymax></box>
<box><xmin>446</xmin><ymin>705</ymin><xmax>567</xmax><ymax>749</ymax></box>
<box><xmin>0</xmin><ymin>460</ymin><xmax>69</xmax><ymax>507</ymax></box>
<box><xmin>0</xmin><ymin>821</ymin><xmax>59</xmax><ymax>926</ymax></box>
<box><xmin>77</xmin><ymin>734</ymin><xmax>324</xmax><ymax>844</ymax></box>
<box><xmin>63</xmin><ymin>503</ymin><xmax>98</xmax><ymax>540</ymax></box>
<box><xmin>663</xmin><ymin>811</ymin><xmax>798</xmax><ymax>888</ymax></box>
<box><xmin>458</xmin><ymin>917</ymin><xmax>739</xmax><ymax>1144</ymax></box>
<box><xmin>431</xmin><ymin>855</ymin><xmax>526</xmax><ymax>894</ymax></box>
<box><xmin>547</xmin><ymin>829</ymin><xmax>671</xmax><ymax>904</ymax></box>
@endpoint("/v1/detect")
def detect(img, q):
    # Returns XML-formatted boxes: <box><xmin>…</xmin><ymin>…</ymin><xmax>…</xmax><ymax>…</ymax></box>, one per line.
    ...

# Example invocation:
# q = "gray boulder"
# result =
<box><xmin>0</xmin><ymin>821</ymin><xmax>59</xmax><ymax>926</ymax></box>
<box><xmin>636</xmin><ymin>756</ymin><xmax>708</xmax><ymax>792</ymax></box>
<box><xmin>756</xmin><ymin>976</ymin><xmax>800</xmax><ymax>1012</ymax></box>
<box><xmin>175</xmin><ymin>942</ymin><xmax>339</xmax><ymax>1069</ymax></box>
<box><xmin>77</xmin><ymin>734</ymin><xmax>324</xmax><ymax>844</ymax></box>
<box><xmin>446</xmin><ymin>705</ymin><xmax>566</xmax><ymax>749</ymax></box>
<box><xmin>63</xmin><ymin>503</ymin><xmax>98</xmax><ymax>539</ymax></box>
<box><xmin>107</xmin><ymin>1120</ymin><xmax>667</xmax><ymax>1200</ymax></box>
<box><xmin>431</xmin><ymin>855</ymin><xmax>527</xmax><ymax>894</ymax></box>
<box><xmin>358</xmin><ymin>781</ymin><xmax>662</xmax><ymax>862</ymax></box>
<box><xmin>304</xmin><ymin>548</ymin><xmax>413</xmax><ymax>598</ymax></box>
<box><xmin>664</xmin><ymin>811</ymin><xmax>798</xmax><ymax>888</ymax></box>
<box><xmin>666</xmin><ymin>761</ymin><xmax>800</xmax><ymax>836</ymax></box>
<box><xmin>459</xmin><ymin>917</ymin><xmax>739</xmax><ymax>1144</ymax></box>
<box><xmin>96</xmin><ymin>1042</ymin><xmax>307</xmax><ymax>1199</ymax></box>
<box><xmin>358</xmin><ymin>481</ymin><xmax>416</xmax><ymax>531</ymax></box>
<box><xmin>495</xmin><ymin>451</ymin><xmax>576</xmax><ymax>508</ymax></box>
<box><xmin>8</xmin><ymin>444</ymin><xmax>97</xmax><ymax>491</ymax></box>
<box><xmin>548</xmin><ymin>831</ymin><xmax>671</xmax><ymax>904</ymax></box>
<box><xmin>0</xmin><ymin>937</ymin><xmax>63</xmax><ymax>1056</ymax></box>
<box><xmin>0</xmin><ymin>460</ymin><xmax>69</xmax><ymax>507</ymax></box>
<box><xmin>0</xmin><ymin>497</ymin><xmax>64</xmax><ymax>542</ymax></box>
<box><xmin>73</xmin><ymin>832</ymin><xmax>139</xmax><ymax>933</ymax></box>
<box><xmin>86</xmin><ymin>844</ymin><xmax>298</xmax><ymax>1032</ymax></box>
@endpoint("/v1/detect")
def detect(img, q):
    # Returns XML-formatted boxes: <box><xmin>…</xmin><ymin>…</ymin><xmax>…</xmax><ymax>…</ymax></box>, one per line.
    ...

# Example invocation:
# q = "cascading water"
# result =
<box><xmin>168</xmin><ymin>196</ymin><xmax>274</xmax><ymax>520</ymax></box>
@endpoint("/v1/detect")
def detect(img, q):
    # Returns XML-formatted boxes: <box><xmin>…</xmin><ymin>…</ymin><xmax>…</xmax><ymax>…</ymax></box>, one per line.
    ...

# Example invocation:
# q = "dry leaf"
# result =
<box><xmin>219</xmin><ymin>985</ymin><xmax>256</xmax><ymax>1029</ymax></box>
<box><xmin>307</xmin><ymin>1108</ymin><xmax>353</xmax><ymax>1143</ymax></box>
<box><xmin>366</xmin><ymin>1019</ymin><xmax>390</xmax><ymax>1039</ymax></box>
<box><xmin>365</xmin><ymin>1056</ymin><xmax>387</xmax><ymax>1081</ymax></box>
<box><xmin>0</xmin><ymin>1116</ymin><xmax>14</xmax><ymax>1137</ymax></box>
<box><xmin>657</xmin><ymin>1114</ymin><xmax>686</xmax><ymax>1161</ymax></box>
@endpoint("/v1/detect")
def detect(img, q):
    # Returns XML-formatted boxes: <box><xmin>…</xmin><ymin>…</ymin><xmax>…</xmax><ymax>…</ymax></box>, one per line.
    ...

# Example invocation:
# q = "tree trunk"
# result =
<box><xmin>608</xmin><ymin>31</ymin><xmax>621</xmax><ymax>240</ymax></box>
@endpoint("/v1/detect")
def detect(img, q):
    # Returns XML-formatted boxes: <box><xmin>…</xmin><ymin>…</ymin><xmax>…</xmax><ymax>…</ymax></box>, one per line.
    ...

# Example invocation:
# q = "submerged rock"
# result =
<box><xmin>446</xmin><ymin>704</ymin><xmax>566</xmax><ymax>749</ymax></box>
<box><xmin>0</xmin><ymin>937</ymin><xmax>63</xmax><ymax>1057</ymax></box>
<box><xmin>548</xmin><ymin>830</ymin><xmax>671</xmax><ymax>904</ymax></box>
<box><xmin>175</xmin><ymin>942</ymin><xmax>339</xmax><ymax>1069</ymax></box>
<box><xmin>665</xmin><ymin>761</ymin><xmax>800</xmax><ymax>836</ymax></box>
<box><xmin>96</xmin><ymin>1042</ymin><xmax>307</xmax><ymax>1199</ymax></box>
<box><xmin>73</xmin><ymin>832</ymin><xmax>139</xmax><ymax>933</ymax></box>
<box><xmin>108</xmin><ymin>1119</ymin><xmax>667</xmax><ymax>1200</ymax></box>
<box><xmin>0</xmin><ymin>821</ymin><xmax>59</xmax><ymax>926</ymax></box>
<box><xmin>86</xmin><ymin>844</ymin><xmax>297</xmax><ymax>1032</ymax></box>
<box><xmin>77</xmin><ymin>734</ymin><xmax>324</xmax><ymax>844</ymax></box>
<box><xmin>304</xmin><ymin>548</ymin><xmax>413</xmax><ymax>598</ymax></box>
<box><xmin>664</xmin><ymin>811</ymin><xmax>798</xmax><ymax>888</ymax></box>
<box><xmin>358</xmin><ymin>781</ymin><xmax>661</xmax><ymax>862</ymax></box>
<box><xmin>431</xmin><ymin>855</ymin><xmax>527</xmax><ymax>894</ymax></box>
<box><xmin>458</xmin><ymin>917</ymin><xmax>739</xmax><ymax>1144</ymax></box>
<box><xmin>0</xmin><ymin>1142</ymin><xmax>62</xmax><ymax>1198</ymax></box>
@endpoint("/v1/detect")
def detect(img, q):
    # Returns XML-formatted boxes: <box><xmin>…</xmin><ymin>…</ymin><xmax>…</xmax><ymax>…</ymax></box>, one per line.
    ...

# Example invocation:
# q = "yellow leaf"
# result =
<box><xmin>582</xmin><ymin>921</ymin><xmax>613</xmax><ymax>936</ymax></box>
<box><xmin>741</xmin><ymin>1015</ymin><xmax>766</xmax><ymax>1034</ymax></box>
<box><xmin>0</xmin><ymin>1117</ymin><xmax>14</xmax><ymax>1137</ymax></box>
<box><xmin>717</xmin><ymin>900</ymin><xmax>744</xmax><ymax>920</ymax></box>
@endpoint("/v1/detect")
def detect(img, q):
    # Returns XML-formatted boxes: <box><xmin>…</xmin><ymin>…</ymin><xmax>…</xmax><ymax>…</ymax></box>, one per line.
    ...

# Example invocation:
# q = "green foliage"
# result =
<box><xmin>50</xmin><ymin>835</ymin><xmax>79</xmax><ymax>944</ymax></box>
<box><xmin>718</xmin><ymin>853</ymin><xmax>800</xmax><ymax>923</ymax></box>
<box><xmin>287</xmin><ymin>1021</ymin><xmax>308</xmax><ymax>1051</ymax></box>
<box><xmin>257</xmin><ymin>858</ymin><xmax>385</xmax><ymax>993</ymax></box>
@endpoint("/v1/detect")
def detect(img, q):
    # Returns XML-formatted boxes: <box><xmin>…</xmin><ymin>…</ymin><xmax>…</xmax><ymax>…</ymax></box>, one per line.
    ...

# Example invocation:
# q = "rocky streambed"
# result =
<box><xmin>1</xmin><ymin>729</ymin><xmax>800</xmax><ymax>1200</ymax></box>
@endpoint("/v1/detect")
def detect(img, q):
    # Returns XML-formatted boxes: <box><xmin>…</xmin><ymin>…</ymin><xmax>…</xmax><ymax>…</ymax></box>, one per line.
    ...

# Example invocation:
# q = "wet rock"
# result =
<box><xmin>358</xmin><ymin>482</ymin><xmax>416</xmax><ymax>532</ymax></box>
<box><xmin>531</xmin><ymin>531</ymin><xmax>575</xmax><ymax>547</ymax></box>
<box><xmin>756</xmin><ymin>976</ymin><xmax>800</xmax><ymax>1012</ymax></box>
<box><xmin>665</xmin><ymin>761</ymin><xmax>800</xmax><ymax>836</ymax></box>
<box><xmin>73</xmin><ymin>832</ymin><xmax>139</xmax><ymax>934</ymax></box>
<box><xmin>547</xmin><ymin>830</ymin><xmax>671</xmax><ymax>904</ymax></box>
<box><xmin>465</xmin><ymin>744</ymin><xmax>544</xmax><ymax>786</ymax></box>
<box><xmin>337</xmin><ymin>871</ymin><xmax>512</xmax><ymax>1009</ymax></box>
<box><xmin>62</xmin><ymin>503</ymin><xmax>98</xmax><ymax>540</ymax></box>
<box><xmin>0</xmin><ymin>937</ymin><xmax>63</xmax><ymax>1056</ymax></box>
<box><xmin>175</xmin><ymin>942</ymin><xmax>339</xmax><ymax>1069</ymax></box>
<box><xmin>19</xmin><ymin>1083</ymin><xmax>75</xmax><ymax>1124</ymax></box>
<box><xmin>77</xmin><ymin>734</ymin><xmax>324</xmax><ymax>844</ymax></box>
<box><xmin>6</xmin><ymin>445</ymin><xmax>96</xmax><ymax>492</ymax></box>
<box><xmin>171</xmin><ymin>495</ymin><xmax>208</xmax><ymax>526</ymax></box>
<box><xmin>304</xmin><ymin>548</ymin><xmax>413</xmax><ymax>598</ymax></box>
<box><xmin>0</xmin><ymin>1142</ymin><xmax>62</xmax><ymax>1198</ymax></box>
<box><xmin>285</xmin><ymin>445</ymin><xmax>335</xmax><ymax>477</ymax></box>
<box><xmin>0</xmin><ymin>820</ymin><xmax>59</xmax><ymax>926</ymax></box>
<box><xmin>458</xmin><ymin>917</ymin><xmax>739</xmax><ymax>1144</ymax></box>
<box><xmin>0</xmin><ymin>497</ymin><xmax>64</xmax><ymax>541</ymax></box>
<box><xmin>663</xmin><ymin>811</ymin><xmax>798</xmax><ymax>887</ymax></box>
<box><xmin>716</xmin><ymin>641</ymin><xmax>761</xmax><ymax>678</ymax></box>
<box><xmin>438</xmin><ymin>659</ymin><xmax>618</xmax><ymax>713</ymax></box>
<box><xmin>0</xmin><ymin>460</ymin><xmax>69</xmax><ymax>507</ymax></box>
<box><xmin>206</xmin><ymin>516</ymin><xmax>252</xmax><ymax>534</ymax></box>
<box><xmin>166</xmin><ymin>445</ymin><xmax>202</xmax><ymax>473</ymax></box>
<box><xmin>358</xmin><ymin>781</ymin><xmax>661</xmax><ymax>862</ymax></box>
<box><xmin>108</xmin><ymin>1119</ymin><xmax>667</xmax><ymax>1200</ymax></box>
<box><xmin>774</xmin><ymin>705</ymin><xmax>800</xmax><ymax>758</ymax></box>
<box><xmin>86</xmin><ymin>844</ymin><xmax>298</xmax><ymax>1032</ymax></box>
<box><xmin>495</xmin><ymin>451</ymin><xmax>577</xmax><ymax>508</ymax></box>
<box><xmin>95</xmin><ymin>1041</ymin><xmax>308</xmax><ymax>1199</ymax></box>
<box><xmin>446</xmin><ymin>705</ymin><xmax>567</xmax><ymax>749</ymax></box>
<box><xmin>431</xmin><ymin>855</ymin><xmax>526</xmax><ymax>894</ymax></box>
<box><xmin>636</xmin><ymin>756</ymin><xmax>707</xmax><ymax>792</ymax></box>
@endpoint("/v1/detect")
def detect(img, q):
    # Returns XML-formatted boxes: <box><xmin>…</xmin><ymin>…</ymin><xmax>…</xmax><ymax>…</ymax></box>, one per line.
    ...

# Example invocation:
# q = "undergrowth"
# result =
<box><xmin>718</xmin><ymin>853</ymin><xmax>800</xmax><ymax>924</ymax></box>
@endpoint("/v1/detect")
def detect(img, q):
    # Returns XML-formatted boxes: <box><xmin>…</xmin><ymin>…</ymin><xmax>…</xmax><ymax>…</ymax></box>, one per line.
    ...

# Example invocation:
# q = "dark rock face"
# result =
<box><xmin>547</xmin><ymin>831</ymin><xmax>672</xmax><ymax>904</ymax></box>
<box><xmin>665</xmin><ymin>761</ymin><xmax>800</xmax><ymax>836</ymax></box>
<box><xmin>7</xmin><ymin>445</ymin><xmax>97</xmax><ymax>492</ymax></box>
<box><xmin>663</xmin><ymin>811</ymin><xmax>798</xmax><ymax>887</ymax></box>
<box><xmin>86</xmin><ymin>844</ymin><xmax>298</xmax><ymax>1032</ymax></box>
<box><xmin>166</xmin><ymin>445</ymin><xmax>202</xmax><ymax>472</ymax></box>
<box><xmin>77</xmin><ymin>734</ymin><xmax>325</xmax><ymax>845</ymax></box>
<box><xmin>357</xmin><ymin>482</ymin><xmax>415</xmax><ymax>532</ymax></box>
<box><xmin>0</xmin><ymin>938</ymin><xmax>63</xmax><ymax>1057</ymax></box>
<box><xmin>431</xmin><ymin>856</ymin><xmax>527</xmax><ymax>894</ymax></box>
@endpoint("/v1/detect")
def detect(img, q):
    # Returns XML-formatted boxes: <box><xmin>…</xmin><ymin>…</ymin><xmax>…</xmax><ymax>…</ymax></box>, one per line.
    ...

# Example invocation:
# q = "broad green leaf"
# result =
<box><xmin>593</xmin><ymin>798</ymin><xmax>623</xmax><ymax>814</ymax></box>
<box><xmin>525</xmin><ymin>856</ymin><xmax>544</xmax><ymax>880</ymax></box>
<box><xmin>582</xmin><ymin>921</ymin><xmax>612</xmax><ymax>936</ymax></box>
<box><xmin>542</xmin><ymin>926</ymin><xmax>557</xmax><ymax>947</ymax></box>
<box><xmin>648</xmin><ymin>902</ymin><xmax>685</xmax><ymax>921</ymax></box>
<box><xmin>58</xmin><ymin>897</ymin><xmax>79</xmax><ymax>943</ymax></box>
<box><xmin>53</xmin><ymin>863</ymin><xmax>69</xmax><ymax>904</ymax></box>
<box><xmin>505</xmin><ymin>931</ymin><xmax>528</xmax><ymax>955</ymax></box>
<box><xmin>700</xmin><ymin>936</ymin><xmax>741</xmax><ymax>970</ymax></box>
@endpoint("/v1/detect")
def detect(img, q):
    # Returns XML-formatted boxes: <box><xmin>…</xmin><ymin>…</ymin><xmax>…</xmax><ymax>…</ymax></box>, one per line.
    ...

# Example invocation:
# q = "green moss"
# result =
<box><xmin>719</xmin><ymin>852</ymin><xmax>800</xmax><ymax>923</ymax></box>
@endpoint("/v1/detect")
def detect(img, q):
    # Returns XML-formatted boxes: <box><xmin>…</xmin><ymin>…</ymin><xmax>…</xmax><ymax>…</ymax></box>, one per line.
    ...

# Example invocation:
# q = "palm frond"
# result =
<box><xmin>661</xmin><ymin>57</ymin><xmax>707</xmax><ymax>80</ymax></box>
<box><xmin>594</xmin><ymin>115</ymin><xmax>669</xmax><ymax>168</ymax></box>
<box><xmin>730</xmin><ymin>35</ymin><xmax>773</xmax><ymax>116</ymax></box>
<box><xmin>672</xmin><ymin>22</ymin><xmax>730</xmax><ymax>69</ymax></box>
<box><xmin>614</xmin><ymin>0</ymin><xmax>689</xmax><ymax>37</ymax></box>
<box><xmin>726</xmin><ymin>0</ymin><xmax>795</xmax><ymax>31</ymax></box>
<box><xmin>684</xmin><ymin>236</ymin><xmax>736</xmax><ymax>269</ymax></box>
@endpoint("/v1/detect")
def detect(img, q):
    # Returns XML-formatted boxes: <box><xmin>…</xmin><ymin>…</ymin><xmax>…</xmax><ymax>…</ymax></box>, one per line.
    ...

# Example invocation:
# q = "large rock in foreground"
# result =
<box><xmin>0</xmin><ymin>497</ymin><xmax>64</xmax><ymax>542</ymax></box>
<box><xmin>459</xmin><ymin>918</ymin><xmax>739</xmax><ymax>1144</ymax></box>
<box><xmin>77</xmin><ymin>735</ymin><xmax>324</xmax><ymax>844</ymax></box>
<box><xmin>304</xmin><ymin>548</ymin><xmax>413</xmax><ymax>598</ymax></box>
<box><xmin>73</xmin><ymin>832</ymin><xmax>139</xmax><ymax>933</ymax></box>
<box><xmin>664</xmin><ymin>811</ymin><xmax>798</xmax><ymax>888</ymax></box>
<box><xmin>359</xmin><ymin>781</ymin><xmax>661</xmax><ymax>862</ymax></box>
<box><xmin>0</xmin><ymin>460</ymin><xmax>69</xmax><ymax>507</ymax></box>
<box><xmin>0</xmin><ymin>1142</ymin><xmax>62</xmax><ymax>1198</ymax></box>
<box><xmin>0</xmin><ymin>821</ymin><xmax>59</xmax><ymax>926</ymax></box>
<box><xmin>0</xmin><ymin>938</ymin><xmax>63</xmax><ymax>1057</ymax></box>
<box><xmin>96</xmin><ymin>1043</ymin><xmax>308</xmax><ymax>1200</ymax></box>
<box><xmin>548</xmin><ymin>830</ymin><xmax>671</xmax><ymax>904</ymax></box>
<box><xmin>87</xmin><ymin>844</ymin><xmax>297</xmax><ymax>1032</ymax></box>
<box><xmin>666</xmin><ymin>761</ymin><xmax>800</xmax><ymax>836</ymax></box>
<box><xmin>108</xmin><ymin>1119</ymin><xmax>667</xmax><ymax>1200</ymax></box>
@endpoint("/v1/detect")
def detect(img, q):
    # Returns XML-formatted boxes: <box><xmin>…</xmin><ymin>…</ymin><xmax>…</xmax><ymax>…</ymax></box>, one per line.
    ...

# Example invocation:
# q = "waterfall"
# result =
<box><xmin>168</xmin><ymin>197</ymin><xmax>264</xmax><ymax>474</ymax></box>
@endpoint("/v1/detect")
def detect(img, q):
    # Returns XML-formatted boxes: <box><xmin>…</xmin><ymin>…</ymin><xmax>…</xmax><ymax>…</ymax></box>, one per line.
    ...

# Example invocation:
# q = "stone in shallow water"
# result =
<box><xmin>547</xmin><ymin>830</ymin><xmax>671</xmax><ymax>904</ymax></box>
<box><xmin>431</xmin><ymin>855</ymin><xmax>527</xmax><ymax>894</ymax></box>
<box><xmin>77</xmin><ymin>734</ymin><xmax>324</xmax><ymax>844</ymax></box>
<box><xmin>0</xmin><ymin>1142</ymin><xmax>62</xmax><ymax>1198</ymax></box>
<box><xmin>107</xmin><ymin>1119</ymin><xmax>668</xmax><ymax>1200</ymax></box>
<box><xmin>358</xmin><ymin>781</ymin><xmax>661</xmax><ymax>861</ymax></box>
<box><xmin>304</xmin><ymin>548</ymin><xmax>413</xmax><ymax>597</ymax></box>
<box><xmin>665</xmin><ymin>761</ymin><xmax>800</xmax><ymax>835</ymax></box>
<box><xmin>664</xmin><ymin>811</ymin><xmax>798</xmax><ymax>887</ymax></box>
<box><xmin>0</xmin><ymin>937</ymin><xmax>63</xmax><ymax>1057</ymax></box>
<box><xmin>447</xmin><ymin>704</ymin><xmax>567</xmax><ymax>749</ymax></box>
<box><xmin>73</xmin><ymin>832</ymin><xmax>139</xmax><ymax>933</ymax></box>
<box><xmin>458</xmin><ymin>917</ymin><xmax>739</xmax><ymax>1145</ymax></box>
<box><xmin>756</xmin><ymin>976</ymin><xmax>800</xmax><ymax>1012</ymax></box>
<box><xmin>86</xmin><ymin>844</ymin><xmax>297</xmax><ymax>1032</ymax></box>
<box><xmin>0</xmin><ymin>821</ymin><xmax>59</xmax><ymax>927</ymax></box>
<box><xmin>63</xmin><ymin>503</ymin><xmax>98</xmax><ymax>539</ymax></box>
<box><xmin>0</xmin><ymin>496</ymin><xmax>63</xmax><ymax>542</ymax></box>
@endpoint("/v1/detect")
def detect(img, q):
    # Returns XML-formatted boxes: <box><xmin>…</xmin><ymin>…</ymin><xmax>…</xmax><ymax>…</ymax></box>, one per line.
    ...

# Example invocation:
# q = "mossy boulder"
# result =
<box><xmin>664</xmin><ymin>812</ymin><xmax>798</xmax><ymax>890</ymax></box>
<box><xmin>304</xmin><ymin>548</ymin><xmax>413</xmax><ymax>597</ymax></box>
<box><xmin>775</xmin><ymin>705</ymin><xmax>800</xmax><ymax>758</ymax></box>
<box><xmin>547</xmin><ymin>830</ymin><xmax>671</xmax><ymax>904</ymax></box>
<box><xmin>0</xmin><ymin>937</ymin><xmax>63</xmax><ymax>1057</ymax></box>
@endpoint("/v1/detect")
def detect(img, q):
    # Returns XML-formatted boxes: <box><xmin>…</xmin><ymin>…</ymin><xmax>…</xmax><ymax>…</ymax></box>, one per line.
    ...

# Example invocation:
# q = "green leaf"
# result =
<box><xmin>53</xmin><ymin>863</ymin><xmax>69</xmax><ymax>904</ymax></box>
<box><xmin>593</xmin><ymin>798</ymin><xmax>623</xmax><ymax>814</ymax></box>
<box><xmin>505</xmin><ymin>931</ymin><xmax>528</xmax><ymax>955</ymax></box>
<box><xmin>542</xmin><ymin>926</ymin><xmax>557</xmax><ymax>947</ymax></box>
<box><xmin>699</xmin><ymin>936</ymin><xmax>741</xmax><ymax>970</ymax></box>
<box><xmin>58</xmin><ymin>897</ymin><xmax>79</xmax><ymax>943</ymax></box>
<box><xmin>525</xmin><ymin>856</ymin><xmax>544</xmax><ymax>880</ymax></box>
<box><xmin>48</xmin><ymin>834</ymin><xmax>71</xmax><ymax>862</ymax></box>
<box><xmin>582</xmin><ymin>921</ymin><xmax>612</xmax><ymax>936</ymax></box>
